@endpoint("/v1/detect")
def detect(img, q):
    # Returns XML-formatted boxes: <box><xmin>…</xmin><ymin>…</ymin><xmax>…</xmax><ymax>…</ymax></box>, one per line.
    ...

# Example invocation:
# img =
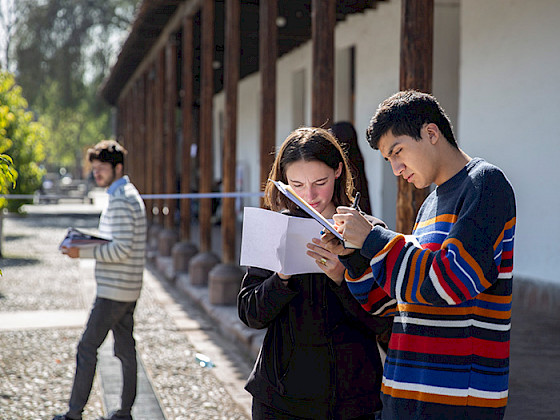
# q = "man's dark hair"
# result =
<box><xmin>87</xmin><ymin>140</ymin><xmax>128</xmax><ymax>168</ymax></box>
<box><xmin>366</xmin><ymin>90</ymin><xmax>457</xmax><ymax>150</ymax></box>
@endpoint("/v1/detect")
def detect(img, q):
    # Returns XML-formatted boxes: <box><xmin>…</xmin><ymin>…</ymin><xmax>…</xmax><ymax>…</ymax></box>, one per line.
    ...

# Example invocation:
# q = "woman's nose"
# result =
<box><xmin>302</xmin><ymin>186</ymin><xmax>316</xmax><ymax>202</ymax></box>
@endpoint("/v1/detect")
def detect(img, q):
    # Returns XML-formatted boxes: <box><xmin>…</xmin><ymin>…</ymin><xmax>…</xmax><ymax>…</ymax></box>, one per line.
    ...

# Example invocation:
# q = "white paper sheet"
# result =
<box><xmin>240</xmin><ymin>207</ymin><xmax>326</xmax><ymax>275</ymax></box>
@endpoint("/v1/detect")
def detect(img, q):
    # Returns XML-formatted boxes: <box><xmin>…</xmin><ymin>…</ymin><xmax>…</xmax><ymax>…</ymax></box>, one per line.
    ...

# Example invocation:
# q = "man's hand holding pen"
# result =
<box><xmin>331</xmin><ymin>207</ymin><xmax>373</xmax><ymax>249</ymax></box>
<box><xmin>319</xmin><ymin>192</ymin><xmax>375</xmax><ymax>256</ymax></box>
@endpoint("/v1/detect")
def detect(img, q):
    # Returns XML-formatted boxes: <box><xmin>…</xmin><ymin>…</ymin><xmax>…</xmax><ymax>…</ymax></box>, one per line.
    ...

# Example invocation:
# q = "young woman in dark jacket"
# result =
<box><xmin>238</xmin><ymin>127</ymin><xmax>393</xmax><ymax>420</ymax></box>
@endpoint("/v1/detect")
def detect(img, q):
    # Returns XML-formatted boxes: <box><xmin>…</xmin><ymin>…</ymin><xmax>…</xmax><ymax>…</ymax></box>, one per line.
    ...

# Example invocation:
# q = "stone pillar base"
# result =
<box><xmin>208</xmin><ymin>263</ymin><xmax>245</xmax><ymax>306</ymax></box>
<box><xmin>188</xmin><ymin>251</ymin><xmax>220</xmax><ymax>286</ymax></box>
<box><xmin>147</xmin><ymin>223</ymin><xmax>163</xmax><ymax>262</ymax></box>
<box><xmin>172</xmin><ymin>241</ymin><xmax>199</xmax><ymax>274</ymax></box>
<box><xmin>158</xmin><ymin>228</ymin><xmax>178</xmax><ymax>257</ymax></box>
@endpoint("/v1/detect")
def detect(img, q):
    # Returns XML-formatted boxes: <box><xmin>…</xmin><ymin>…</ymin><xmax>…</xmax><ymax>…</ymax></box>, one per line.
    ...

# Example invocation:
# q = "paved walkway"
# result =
<box><xmin>3</xmin><ymin>198</ymin><xmax>560</xmax><ymax>419</ymax></box>
<box><xmin>0</xmin><ymin>305</ymin><xmax>166</xmax><ymax>419</ymax></box>
<box><xmin>1</xmin><ymin>200</ymin><xmax>251</xmax><ymax>420</ymax></box>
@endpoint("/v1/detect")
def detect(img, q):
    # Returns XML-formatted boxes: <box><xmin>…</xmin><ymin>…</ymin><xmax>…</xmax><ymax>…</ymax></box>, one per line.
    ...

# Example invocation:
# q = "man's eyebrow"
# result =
<box><xmin>384</xmin><ymin>141</ymin><xmax>399</xmax><ymax>161</ymax></box>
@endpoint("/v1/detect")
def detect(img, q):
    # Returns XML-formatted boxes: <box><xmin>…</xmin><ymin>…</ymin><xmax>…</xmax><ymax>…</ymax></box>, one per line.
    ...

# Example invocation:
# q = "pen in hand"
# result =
<box><xmin>319</xmin><ymin>192</ymin><xmax>362</xmax><ymax>236</ymax></box>
<box><xmin>352</xmin><ymin>192</ymin><xmax>361</xmax><ymax>210</ymax></box>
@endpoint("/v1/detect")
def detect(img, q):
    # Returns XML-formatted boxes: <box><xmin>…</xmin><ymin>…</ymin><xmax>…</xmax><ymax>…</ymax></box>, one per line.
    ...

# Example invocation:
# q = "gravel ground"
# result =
<box><xmin>4</xmin><ymin>201</ymin><xmax>560</xmax><ymax>420</ymax></box>
<box><xmin>0</xmin><ymin>212</ymin><xmax>249</xmax><ymax>420</ymax></box>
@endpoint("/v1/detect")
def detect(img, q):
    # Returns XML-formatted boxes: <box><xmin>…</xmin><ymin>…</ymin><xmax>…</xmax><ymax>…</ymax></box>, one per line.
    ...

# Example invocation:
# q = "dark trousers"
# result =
<box><xmin>67</xmin><ymin>297</ymin><xmax>137</xmax><ymax>419</ymax></box>
<box><xmin>252</xmin><ymin>399</ymin><xmax>381</xmax><ymax>420</ymax></box>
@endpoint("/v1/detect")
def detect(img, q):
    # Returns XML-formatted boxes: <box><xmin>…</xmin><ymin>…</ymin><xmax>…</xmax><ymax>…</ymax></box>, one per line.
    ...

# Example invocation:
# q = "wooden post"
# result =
<box><xmin>311</xmin><ymin>0</ymin><xmax>335</xmax><ymax>128</ymax></box>
<box><xmin>131</xmin><ymin>82</ymin><xmax>140</xmax><ymax>187</ymax></box>
<box><xmin>145</xmin><ymin>67</ymin><xmax>156</xmax><ymax>222</ymax></box>
<box><xmin>180</xmin><ymin>15</ymin><xmax>194</xmax><ymax>240</ymax></box>
<box><xmin>165</xmin><ymin>37</ymin><xmax>179</xmax><ymax>231</ymax></box>
<box><xmin>137</xmin><ymin>76</ymin><xmax>147</xmax><ymax>194</ymax></box>
<box><xmin>120</xmin><ymin>92</ymin><xmax>127</xmax><ymax>155</ymax></box>
<box><xmin>199</xmin><ymin>0</ymin><xmax>215</xmax><ymax>252</ymax></box>
<box><xmin>154</xmin><ymin>49</ymin><xmax>166</xmax><ymax>221</ymax></box>
<box><xmin>259</xmin><ymin>0</ymin><xmax>277</xmax><ymax>201</ymax></box>
<box><xmin>127</xmin><ymin>91</ymin><xmax>133</xmax><ymax>176</ymax></box>
<box><xmin>188</xmin><ymin>1</ymin><xmax>220</xmax><ymax>287</ymax></box>
<box><xmin>222</xmin><ymin>0</ymin><xmax>240</xmax><ymax>264</ymax></box>
<box><xmin>397</xmin><ymin>0</ymin><xmax>433</xmax><ymax>234</ymax></box>
<box><xmin>208</xmin><ymin>0</ymin><xmax>244</xmax><ymax>306</ymax></box>
<box><xmin>173</xmin><ymin>14</ymin><xmax>199</xmax><ymax>280</ymax></box>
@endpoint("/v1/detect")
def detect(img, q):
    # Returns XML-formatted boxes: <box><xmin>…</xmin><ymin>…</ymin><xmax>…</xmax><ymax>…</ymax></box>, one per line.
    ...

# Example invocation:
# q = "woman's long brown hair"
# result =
<box><xmin>264</xmin><ymin>127</ymin><xmax>354</xmax><ymax>213</ymax></box>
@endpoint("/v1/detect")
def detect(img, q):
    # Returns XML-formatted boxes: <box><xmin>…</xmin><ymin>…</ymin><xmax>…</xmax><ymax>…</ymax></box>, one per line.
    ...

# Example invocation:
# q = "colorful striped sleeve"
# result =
<box><xmin>345</xmin><ymin>168</ymin><xmax>516</xmax><ymax>307</ymax></box>
<box><xmin>340</xmin><ymin>248</ymin><xmax>397</xmax><ymax>316</ymax></box>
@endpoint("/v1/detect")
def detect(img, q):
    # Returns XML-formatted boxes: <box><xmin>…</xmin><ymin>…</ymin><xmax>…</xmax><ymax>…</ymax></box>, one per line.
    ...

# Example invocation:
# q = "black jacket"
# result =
<box><xmin>238</xmin><ymin>212</ymin><xmax>392</xmax><ymax>419</ymax></box>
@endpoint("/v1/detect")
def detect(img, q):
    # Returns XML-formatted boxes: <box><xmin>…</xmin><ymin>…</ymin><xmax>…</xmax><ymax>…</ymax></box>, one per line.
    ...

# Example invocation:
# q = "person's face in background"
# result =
<box><xmin>285</xmin><ymin>159</ymin><xmax>342</xmax><ymax>219</ymax></box>
<box><xmin>91</xmin><ymin>160</ymin><xmax>121</xmax><ymax>188</ymax></box>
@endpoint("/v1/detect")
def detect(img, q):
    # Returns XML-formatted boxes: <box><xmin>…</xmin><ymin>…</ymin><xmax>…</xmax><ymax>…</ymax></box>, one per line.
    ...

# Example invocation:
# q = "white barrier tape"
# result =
<box><xmin>0</xmin><ymin>195</ymin><xmax>73</xmax><ymax>199</ymax></box>
<box><xmin>141</xmin><ymin>192</ymin><xmax>263</xmax><ymax>199</ymax></box>
<box><xmin>0</xmin><ymin>192</ymin><xmax>264</xmax><ymax>200</ymax></box>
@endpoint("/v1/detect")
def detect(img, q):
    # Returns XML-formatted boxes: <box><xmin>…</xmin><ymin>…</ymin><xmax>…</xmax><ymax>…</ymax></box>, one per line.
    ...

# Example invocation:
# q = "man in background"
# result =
<box><xmin>54</xmin><ymin>140</ymin><xmax>147</xmax><ymax>420</ymax></box>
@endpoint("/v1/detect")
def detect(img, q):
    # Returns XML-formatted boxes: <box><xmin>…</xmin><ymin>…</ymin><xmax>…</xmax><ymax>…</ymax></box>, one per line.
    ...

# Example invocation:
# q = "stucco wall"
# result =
<box><xmin>336</xmin><ymin>1</ymin><xmax>401</xmax><ymax>229</ymax></box>
<box><xmin>214</xmin><ymin>0</ymin><xmax>557</xmax><ymax>286</ymax></box>
<box><xmin>227</xmin><ymin>0</ymin><xmax>403</xmax><ymax>214</ymax></box>
<box><xmin>459</xmin><ymin>0</ymin><xmax>560</xmax><ymax>283</ymax></box>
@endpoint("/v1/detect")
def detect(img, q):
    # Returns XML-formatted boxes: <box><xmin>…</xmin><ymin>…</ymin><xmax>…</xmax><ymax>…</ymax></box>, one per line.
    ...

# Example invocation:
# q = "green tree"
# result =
<box><xmin>0</xmin><ymin>152</ymin><xmax>16</xmax><ymax>263</ymax></box>
<box><xmin>0</xmin><ymin>154</ymin><xmax>17</xmax><ymax>203</ymax></box>
<box><xmin>11</xmin><ymin>0</ymin><xmax>139</xmax><ymax>176</ymax></box>
<box><xmin>0</xmin><ymin>70</ymin><xmax>47</xmax><ymax>212</ymax></box>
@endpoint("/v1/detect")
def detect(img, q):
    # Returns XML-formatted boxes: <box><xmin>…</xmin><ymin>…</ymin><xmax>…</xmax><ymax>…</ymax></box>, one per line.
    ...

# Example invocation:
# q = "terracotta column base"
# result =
<box><xmin>172</xmin><ymin>241</ymin><xmax>199</xmax><ymax>273</ymax></box>
<box><xmin>158</xmin><ymin>228</ymin><xmax>178</xmax><ymax>257</ymax></box>
<box><xmin>208</xmin><ymin>262</ymin><xmax>245</xmax><ymax>305</ymax></box>
<box><xmin>188</xmin><ymin>251</ymin><xmax>220</xmax><ymax>286</ymax></box>
<box><xmin>147</xmin><ymin>223</ymin><xmax>163</xmax><ymax>253</ymax></box>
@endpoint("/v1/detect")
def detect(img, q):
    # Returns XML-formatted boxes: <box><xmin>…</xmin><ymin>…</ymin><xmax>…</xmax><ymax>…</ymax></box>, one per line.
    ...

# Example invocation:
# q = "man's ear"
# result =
<box><xmin>115</xmin><ymin>163</ymin><xmax>124</xmax><ymax>177</ymax></box>
<box><xmin>425</xmin><ymin>123</ymin><xmax>440</xmax><ymax>144</ymax></box>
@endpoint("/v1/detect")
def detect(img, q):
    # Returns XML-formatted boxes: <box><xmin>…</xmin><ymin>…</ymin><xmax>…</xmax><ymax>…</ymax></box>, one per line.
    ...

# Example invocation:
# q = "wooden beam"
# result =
<box><xmin>145</xmin><ymin>69</ymin><xmax>155</xmax><ymax>222</ymax></box>
<box><xmin>199</xmin><ymin>0</ymin><xmax>215</xmax><ymax>251</ymax></box>
<box><xmin>165</xmin><ymin>36</ymin><xmax>179</xmax><ymax>230</ymax></box>
<box><xmin>180</xmin><ymin>15</ymin><xmax>194</xmax><ymax>240</ymax></box>
<box><xmin>155</xmin><ymin>49</ymin><xmax>166</xmax><ymax>220</ymax></box>
<box><xmin>221</xmin><ymin>0</ymin><xmax>240</xmax><ymax>263</ymax></box>
<box><xmin>130</xmin><ymin>85</ymin><xmax>138</xmax><ymax>185</ymax></box>
<box><xmin>259</xmin><ymin>0</ymin><xmax>277</xmax><ymax>201</ymax></box>
<box><xmin>131</xmin><ymin>81</ymin><xmax>140</xmax><ymax>188</ymax></box>
<box><xmin>137</xmin><ymin>76</ymin><xmax>147</xmax><ymax>194</ymax></box>
<box><xmin>397</xmin><ymin>0</ymin><xmax>433</xmax><ymax>234</ymax></box>
<box><xmin>311</xmin><ymin>0</ymin><xmax>335</xmax><ymax>128</ymax></box>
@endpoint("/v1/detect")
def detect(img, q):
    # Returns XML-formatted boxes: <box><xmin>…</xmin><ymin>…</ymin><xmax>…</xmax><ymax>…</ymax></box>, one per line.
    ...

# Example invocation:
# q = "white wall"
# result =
<box><xmin>459</xmin><ymin>0</ymin><xmax>560</xmax><ymax>283</ymax></box>
<box><xmin>223</xmin><ymin>1</ymin><xmax>403</xmax><ymax>220</ymax></box>
<box><xmin>235</xmin><ymin>73</ymin><xmax>261</xmax><ymax>208</ymax></box>
<box><xmin>215</xmin><ymin>0</ymin><xmax>559</xmax><ymax>286</ymax></box>
<box><xmin>335</xmin><ymin>1</ymin><xmax>401</xmax><ymax>228</ymax></box>
<box><xmin>223</xmin><ymin>0</ymin><xmax>460</xmax><ymax>229</ymax></box>
<box><xmin>433</xmin><ymin>0</ymin><xmax>460</xmax><ymax>134</ymax></box>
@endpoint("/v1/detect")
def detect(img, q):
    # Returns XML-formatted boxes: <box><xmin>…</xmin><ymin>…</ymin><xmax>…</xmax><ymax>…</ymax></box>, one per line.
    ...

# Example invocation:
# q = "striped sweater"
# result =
<box><xmin>80</xmin><ymin>176</ymin><xmax>147</xmax><ymax>302</ymax></box>
<box><xmin>342</xmin><ymin>158</ymin><xmax>516</xmax><ymax>419</ymax></box>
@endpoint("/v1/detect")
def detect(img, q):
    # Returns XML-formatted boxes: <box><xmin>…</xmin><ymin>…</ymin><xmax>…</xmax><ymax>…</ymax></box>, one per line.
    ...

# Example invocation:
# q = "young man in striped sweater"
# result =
<box><xmin>55</xmin><ymin>140</ymin><xmax>147</xmax><ymax>420</ymax></box>
<box><xmin>320</xmin><ymin>91</ymin><xmax>516</xmax><ymax>419</ymax></box>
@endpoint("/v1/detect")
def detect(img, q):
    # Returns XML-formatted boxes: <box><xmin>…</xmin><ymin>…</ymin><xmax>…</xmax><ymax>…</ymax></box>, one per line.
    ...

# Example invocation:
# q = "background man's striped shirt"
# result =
<box><xmin>80</xmin><ymin>176</ymin><xmax>147</xmax><ymax>302</ymax></box>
